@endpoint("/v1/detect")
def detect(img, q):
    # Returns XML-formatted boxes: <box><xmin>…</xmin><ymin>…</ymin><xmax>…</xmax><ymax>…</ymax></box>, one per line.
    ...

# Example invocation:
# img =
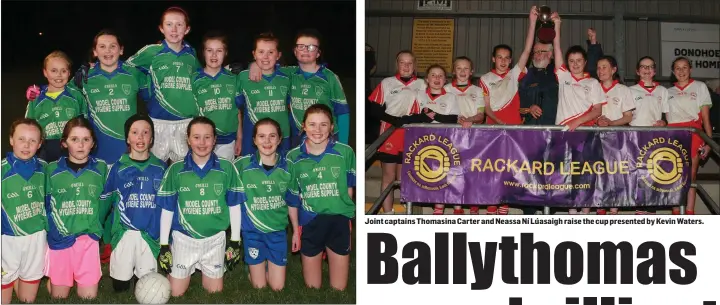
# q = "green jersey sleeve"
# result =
<box><xmin>25</xmin><ymin>100</ymin><xmax>35</xmax><ymax>119</ymax></box>
<box><xmin>126</xmin><ymin>44</ymin><xmax>161</xmax><ymax>73</ymax></box>
<box><xmin>285</xmin><ymin>150</ymin><xmax>302</xmax><ymax>208</ymax></box>
<box><xmin>156</xmin><ymin>163</ymin><xmax>179</xmax><ymax>212</ymax></box>
<box><xmin>327</xmin><ymin>70</ymin><xmax>350</xmax><ymax>116</ymax></box>
<box><xmin>67</xmin><ymin>86</ymin><xmax>88</xmax><ymax>117</ymax></box>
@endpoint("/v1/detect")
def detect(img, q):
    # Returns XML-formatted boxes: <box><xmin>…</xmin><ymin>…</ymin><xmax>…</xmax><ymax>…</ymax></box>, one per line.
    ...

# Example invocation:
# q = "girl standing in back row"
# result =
<box><xmin>666</xmin><ymin>57</ymin><xmax>713</xmax><ymax>215</ymax></box>
<box><xmin>629</xmin><ymin>56</ymin><xmax>670</xmax><ymax>215</ymax></box>
<box><xmin>126</xmin><ymin>6</ymin><xmax>202</xmax><ymax>163</ymax></box>
<box><xmin>193</xmin><ymin>31</ymin><xmax>242</xmax><ymax>161</ymax></box>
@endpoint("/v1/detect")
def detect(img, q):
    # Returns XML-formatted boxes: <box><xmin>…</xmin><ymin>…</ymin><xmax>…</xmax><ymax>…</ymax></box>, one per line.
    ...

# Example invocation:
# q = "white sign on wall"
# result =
<box><xmin>661</xmin><ymin>22</ymin><xmax>720</xmax><ymax>79</ymax></box>
<box><xmin>417</xmin><ymin>0</ymin><xmax>452</xmax><ymax>11</ymax></box>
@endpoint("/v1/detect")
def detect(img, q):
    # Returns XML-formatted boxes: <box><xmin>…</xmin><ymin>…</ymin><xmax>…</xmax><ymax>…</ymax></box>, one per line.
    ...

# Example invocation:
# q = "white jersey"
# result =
<box><xmin>554</xmin><ymin>65</ymin><xmax>607</xmax><ymax>125</ymax></box>
<box><xmin>417</xmin><ymin>88</ymin><xmax>458</xmax><ymax>123</ymax></box>
<box><xmin>600</xmin><ymin>81</ymin><xmax>636</xmax><ymax>121</ymax></box>
<box><xmin>444</xmin><ymin>81</ymin><xmax>484</xmax><ymax>118</ymax></box>
<box><xmin>478</xmin><ymin>65</ymin><xmax>526</xmax><ymax>111</ymax></box>
<box><xmin>629</xmin><ymin>81</ymin><xmax>670</xmax><ymax>127</ymax></box>
<box><xmin>369</xmin><ymin>75</ymin><xmax>426</xmax><ymax>117</ymax></box>
<box><xmin>666</xmin><ymin>80</ymin><xmax>713</xmax><ymax>124</ymax></box>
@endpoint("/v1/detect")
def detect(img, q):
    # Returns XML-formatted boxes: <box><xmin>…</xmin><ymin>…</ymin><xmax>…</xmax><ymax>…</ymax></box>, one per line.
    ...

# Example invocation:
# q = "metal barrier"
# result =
<box><xmin>366</xmin><ymin>124</ymin><xmax>720</xmax><ymax>215</ymax></box>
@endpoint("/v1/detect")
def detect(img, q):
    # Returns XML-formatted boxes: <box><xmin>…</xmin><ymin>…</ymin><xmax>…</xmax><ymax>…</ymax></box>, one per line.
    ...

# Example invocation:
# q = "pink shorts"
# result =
<box><xmin>44</xmin><ymin>235</ymin><xmax>101</xmax><ymax>287</ymax></box>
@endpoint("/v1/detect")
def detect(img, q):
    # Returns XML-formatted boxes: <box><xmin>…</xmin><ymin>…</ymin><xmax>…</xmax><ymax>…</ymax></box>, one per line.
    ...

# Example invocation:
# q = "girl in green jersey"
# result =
<box><xmin>45</xmin><ymin>117</ymin><xmax>108</xmax><ymax>300</ymax></box>
<box><xmin>194</xmin><ymin>32</ymin><xmax>241</xmax><ymax>160</ymax></box>
<box><xmin>286</xmin><ymin>104</ymin><xmax>355</xmax><ymax>291</ymax></box>
<box><xmin>1</xmin><ymin>119</ymin><xmax>47</xmax><ymax>304</ymax></box>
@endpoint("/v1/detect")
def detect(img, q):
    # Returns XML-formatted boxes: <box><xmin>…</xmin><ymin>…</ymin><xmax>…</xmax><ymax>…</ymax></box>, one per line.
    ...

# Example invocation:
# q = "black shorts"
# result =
<box><xmin>37</xmin><ymin>139</ymin><xmax>63</xmax><ymax>163</ymax></box>
<box><xmin>300</xmin><ymin>214</ymin><xmax>353</xmax><ymax>257</ymax></box>
<box><xmin>375</xmin><ymin>152</ymin><xmax>402</xmax><ymax>164</ymax></box>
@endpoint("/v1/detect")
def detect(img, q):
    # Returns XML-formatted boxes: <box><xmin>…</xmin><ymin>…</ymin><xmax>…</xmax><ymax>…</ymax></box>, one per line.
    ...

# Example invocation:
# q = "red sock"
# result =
<box><xmin>498</xmin><ymin>205</ymin><xmax>509</xmax><ymax>215</ymax></box>
<box><xmin>486</xmin><ymin>206</ymin><xmax>498</xmax><ymax>215</ymax></box>
<box><xmin>469</xmin><ymin>206</ymin><xmax>480</xmax><ymax>215</ymax></box>
<box><xmin>686</xmin><ymin>210</ymin><xmax>695</xmax><ymax>215</ymax></box>
<box><xmin>453</xmin><ymin>208</ymin><xmax>464</xmax><ymax>215</ymax></box>
<box><xmin>672</xmin><ymin>209</ymin><xmax>681</xmax><ymax>215</ymax></box>
<box><xmin>597</xmin><ymin>209</ymin><xmax>606</xmax><ymax>215</ymax></box>
<box><xmin>433</xmin><ymin>207</ymin><xmax>444</xmax><ymax>215</ymax></box>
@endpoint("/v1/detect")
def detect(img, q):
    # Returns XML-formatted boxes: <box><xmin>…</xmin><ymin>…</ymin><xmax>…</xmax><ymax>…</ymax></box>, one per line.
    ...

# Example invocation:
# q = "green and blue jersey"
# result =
<box><xmin>156</xmin><ymin>153</ymin><xmax>242</xmax><ymax>239</ymax></box>
<box><xmin>286</xmin><ymin>138</ymin><xmax>356</xmax><ymax>226</ymax></box>
<box><xmin>1</xmin><ymin>154</ymin><xmax>47</xmax><ymax>236</ymax></box>
<box><xmin>234</xmin><ymin>152</ymin><xmax>292</xmax><ymax>234</ymax></box>
<box><xmin>45</xmin><ymin>157</ymin><xmax>108</xmax><ymax>250</ymax></box>
<box><xmin>126</xmin><ymin>40</ymin><xmax>201</xmax><ymax>120</ymax></box>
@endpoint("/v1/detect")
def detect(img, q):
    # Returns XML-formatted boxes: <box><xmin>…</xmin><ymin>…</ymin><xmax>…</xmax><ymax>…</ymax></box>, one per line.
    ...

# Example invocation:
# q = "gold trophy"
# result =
<box><xmin>536</xmin><ymin>5</ymin><xmax>556</xmax><ymax>44</ymax></box>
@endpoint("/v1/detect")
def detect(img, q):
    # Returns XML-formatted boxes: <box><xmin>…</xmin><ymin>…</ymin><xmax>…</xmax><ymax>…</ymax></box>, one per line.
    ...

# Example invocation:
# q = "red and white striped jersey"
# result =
<box><xmin>478</xmin><ymin>65</ymin><xmax>526</xmax><ymax>112</ymax></box>
<box><xmin>600</xmin><ymin>80</ymin><xmax>636</xmax><ymax>121</ymax></box>
<box><xmin>444</xmin><ymin>80</ymin><xmax>484</xmax><ymax>118</ymax></box>
<box><xmin>666</xmin><ymin>79</ymin><xmax>713</xmax><ymax>124</ymax></box>
<box><xmin>417</xmin><ymin>88</ymin><xmax>458</xmax><ymax>123</ymax></box>
<box><xmin>368</xmin><ymin>75</ymin><xmax>426</xmax><ymax>117</ymax></box>
<box><xmin>629</xmin><ymin>81</ymin><xmax>669</xmax><ymax>127</ymax></box>
<box><xmin>554</xmin><ymin>65</ymin><xmax>607</xmax><ymax>125</ymax></box>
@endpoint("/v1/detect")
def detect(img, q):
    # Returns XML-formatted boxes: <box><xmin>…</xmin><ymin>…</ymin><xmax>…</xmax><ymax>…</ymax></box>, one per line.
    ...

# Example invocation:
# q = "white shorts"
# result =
<box><xmin>1</xmin><ymin>231</ymin><xmax>46</xmax><ymax>286</ymax></box>
<box><xmin>109</xmin><ymin>230</ymin><xmax>158</xmax><ymax>281</ymax></box>
<box><xmin>214</xmin><ymin>141</ymin><xmax>235</xmax><ymax>161</ymax></box>
<box><xmin>151</xmin><ymin>118</ymin><xmax>191</xmax><ymax>162</ymax></box>
<box><xmin>169</xmin><ymin>231</ymin><xmax>225</xmax><ymax>280</ymax></box>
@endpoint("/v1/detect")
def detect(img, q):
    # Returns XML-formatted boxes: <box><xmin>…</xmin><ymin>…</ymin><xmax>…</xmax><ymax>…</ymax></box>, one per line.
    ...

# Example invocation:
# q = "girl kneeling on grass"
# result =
<box><xmin>44</xmin><ymin>116</ymin><xmax>109</xmax><ymax>300</ymax></box>
<box><xmin>234</xmin><ymin>118</ymin><xmax>298</xmax><ymax>291</ymax></box>
<box><xmin>286</xmin><ymin>104</ymin><xmax>356</xmax><ymax>291</ymax></box>
<box><xmin>156</xmin><ymin>116</ymin><xmax>242</xmax><ymax>296</ymax></box>
<box><xmin>2</xmin><ymin>119</ymin><xmax>47</xmax><ymax>304</ymax></box>
<box><xmin>100</xmin><ymin>114</ymin><xmax>167</xmax><ymax>292</ymax></box>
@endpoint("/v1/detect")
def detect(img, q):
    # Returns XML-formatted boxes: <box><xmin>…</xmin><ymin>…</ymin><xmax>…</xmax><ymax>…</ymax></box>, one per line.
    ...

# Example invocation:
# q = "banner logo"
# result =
<box><xmin>405</xmin><ymin>133</ymin><xmax>460</xmax><ymax>190</ymax></box>
<box><xmin>636</xmin><ymin>137</ymin><xmax>689</xmax><ymax>192</ymax></box>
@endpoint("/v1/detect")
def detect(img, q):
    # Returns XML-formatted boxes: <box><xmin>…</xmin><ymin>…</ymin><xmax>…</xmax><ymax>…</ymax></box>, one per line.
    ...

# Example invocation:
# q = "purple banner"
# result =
<box><xmin>400</xmin><ymin>126</ymin><xmax>693</xmax><ymax>208</ymax></box>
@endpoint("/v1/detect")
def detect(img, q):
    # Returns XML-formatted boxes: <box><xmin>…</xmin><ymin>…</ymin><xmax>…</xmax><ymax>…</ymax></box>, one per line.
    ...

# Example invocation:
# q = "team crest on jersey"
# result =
<box><xmin>226</xmin><ymin>84</ymin><xmax>234</xmax><ymax>94</ymax></box>
<box><xmin>612</xmin><ymin>97</ymin><xmax>620</xmax><ymax>105</ymax></box>
<box><xmin>331</xmin><ymin>167</ymin><xmax>341</xmax><ymax>178</ymax></box>
<box><xmin>248</xmin><ymin>247</ymin><xmax>259</xmax><ymax>259</ymax></box>
<box><xmin>280</xmin><ymin>86</ymin><xmax>288</xmax><ymax>96</ymax></box>
<box><xmin>88</xmin><ymin>185</ymin><xmax>97</xmax><ymax>196</ymax></box>
<box><xmin>122</xmin><ymin>84</ymin><xmax>131</xmax><ymax>95</ymax></box>
<box><xmin>154</xmin><ymin>179</ymin><xmax>162</xmax><ymax>191</ymax></box>
<box><xmin>65</xmin><ymin>108</ymin><xmax>76</xmax><ymax>118</ymax></box>
<box><xmin>214</xmin><ymin>183</ymin><xmax>223</xmax><ymax>196</ymax></box>
<box><xmin>690</xmin><ymin>92</ymin><xmax>697</xmax><ymax>100</ymax></box>
<box><xmin>315</xmin><ymin>86</ymin><xmax>324</xmax><ymax>96</ymax></box>
<box><xmin>39</xmin><ymin>185</ymin><xmax>44</xmax><ymax>195</ymax></box>
<box><xmin>278</xmin><ymin>182</ymin><xmax>288</xmax><ymax>193</ymax></box>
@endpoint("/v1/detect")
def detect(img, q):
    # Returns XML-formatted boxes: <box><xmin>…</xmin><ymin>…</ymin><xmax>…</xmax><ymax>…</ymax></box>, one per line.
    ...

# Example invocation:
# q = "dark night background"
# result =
<box><xmin>1</xmin><ymin>0</ymin><xmax>357</xmax><ymax>154</ymax></box>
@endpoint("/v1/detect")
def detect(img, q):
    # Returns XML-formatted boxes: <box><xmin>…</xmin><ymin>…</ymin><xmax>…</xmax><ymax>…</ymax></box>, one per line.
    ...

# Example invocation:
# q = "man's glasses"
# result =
<box><xmin>296</xmin><ymin>44</ymin><xmax>319</xmax><ymax>52</ymax></box>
